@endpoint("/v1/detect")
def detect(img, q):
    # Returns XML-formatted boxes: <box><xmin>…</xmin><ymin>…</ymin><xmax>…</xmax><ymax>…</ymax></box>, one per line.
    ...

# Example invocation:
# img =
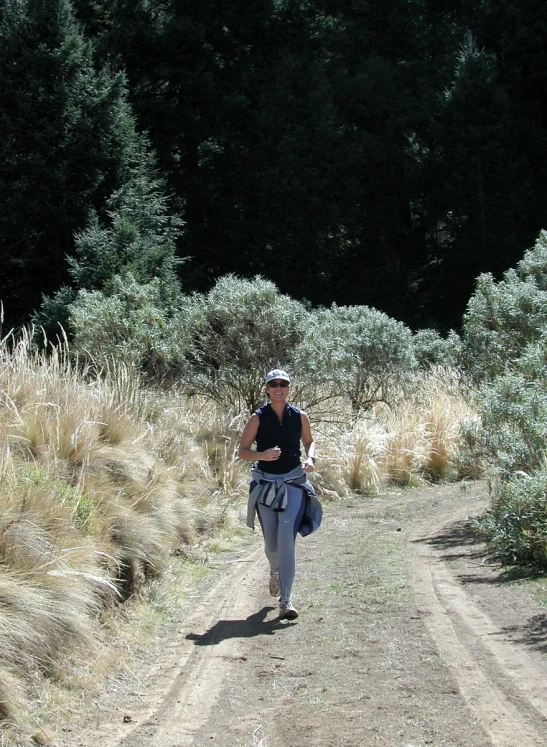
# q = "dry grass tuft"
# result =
<box><xmin>309</xmin><ymin>367</ymin><xmax>477</xmax><ymax>493</ymax></box>
<box><xmin>0</xmin><ymin>668</ymin><xmax>26</xmax><ymax>724</ymax></box>
<box><xmin>0</xmin><ymin>332</ymin><xmax>246</xmax><ymax>738</ymax></box>
<box><xmin>382</xmin><ymin>368</ymin><xmax>476</xmax><ymax>485</ymax></box>
<box><xmin>311</xmin><ymin>416</ymin><xmax>385</xmax><ymax>497</ymax></box>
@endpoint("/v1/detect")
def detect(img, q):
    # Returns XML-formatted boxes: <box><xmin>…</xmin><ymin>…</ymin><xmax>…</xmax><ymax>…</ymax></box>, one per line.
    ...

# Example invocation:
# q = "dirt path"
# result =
<box><xmin>59</xmin><ymin>482</ymin><xmax>547</xmax><ymax>747</ymax></box>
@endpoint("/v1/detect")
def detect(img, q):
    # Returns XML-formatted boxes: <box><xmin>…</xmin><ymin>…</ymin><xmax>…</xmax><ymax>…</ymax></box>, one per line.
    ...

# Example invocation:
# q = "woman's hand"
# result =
<box><xmin>303</xmin><ymin>457</ymin><xmax>315</xmax><ymax>473</ymax></box>
<box><xmin>260</xmin><ymin>446</ymin><xmax>282</xmax><ymax>461</ymax></box>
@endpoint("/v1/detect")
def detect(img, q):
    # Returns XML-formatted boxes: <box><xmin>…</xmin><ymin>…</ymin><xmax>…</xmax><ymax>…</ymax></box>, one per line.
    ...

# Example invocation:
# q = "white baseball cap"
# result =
<box><xmin>265</xmin><ymin>369</ymin><xmax>291</xmax><ymax>384</ymax></box>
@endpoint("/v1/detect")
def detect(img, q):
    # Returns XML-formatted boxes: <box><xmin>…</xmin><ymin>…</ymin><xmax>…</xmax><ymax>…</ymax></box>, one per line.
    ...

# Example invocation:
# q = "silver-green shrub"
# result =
<box><xmin>176</xmin><ymin>275</ymin><xmax>309</xmax><ymax>411</ymax></box>
<box><xmin>295</xmin><ymin>304</ymin><xmax>417</xmax><ymax>413</ymax></box>
<box><xmin>461</xmin><ymin>231</ymin><xmax>547</xmax><ymax>568</ymax></box>
<box><xmin>412</xmin><ymin>328</ymin><xmax>462</xmax><ymax>368</ymax></box>
<box><xmin>464</xmin><ymin>365</ymin><xmax>547</xmax><ymax>478</ymax></box>
<box><xmin>69</xmin><ymin>274</ymin><xmax>184</xmax><ymax>376</ymax></box>
<box><xmin>475</xmin><ymin>471</ymin><xmax>547</xmax><ymax>567</ymax></box>
<box><xmin>462</xmin><ymin>230</ymin><xmax>547</xmax><ymax>383</ymax></box>
<box><xmin>461</xmin><ymin>232</ymin><xmax>547</xmax><ymax>478</ymax></box>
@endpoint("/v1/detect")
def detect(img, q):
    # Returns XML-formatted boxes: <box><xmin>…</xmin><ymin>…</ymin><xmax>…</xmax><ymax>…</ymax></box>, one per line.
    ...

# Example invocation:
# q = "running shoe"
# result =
<box><xmin>269</xmin><ymin>571</ymin><xmax>281</xmax><ymax>597</ymax></box>
<box><xmin>279</xmin><ymin>599</ymin><xmax>298</xmax><ymax>620</ymax></box>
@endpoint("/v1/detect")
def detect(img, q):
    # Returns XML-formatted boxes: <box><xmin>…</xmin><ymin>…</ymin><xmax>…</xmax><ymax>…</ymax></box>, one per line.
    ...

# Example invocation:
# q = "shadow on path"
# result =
<box><xmin>412</xmin><ymin>518</ymin><xmax>484</xmax><ymax>555</ymax></box>
<box><xmin>185</xmin><ymin>606</ymin><xmax>295</xmax><ymax>646</ymax></box>
<box><xmin>412</xmin><ymin>517</ymin><xmax>547</xmax><ymax>653</ymax></box>
<box><xmin>411</xmin><ymin>519</ymin><xmax>493</xmax><ymax>576</ymax></box>
<box><xmin>499</xmin><ymin>613</ymin><xmax>547</xmax><ymax>653</ymax></box>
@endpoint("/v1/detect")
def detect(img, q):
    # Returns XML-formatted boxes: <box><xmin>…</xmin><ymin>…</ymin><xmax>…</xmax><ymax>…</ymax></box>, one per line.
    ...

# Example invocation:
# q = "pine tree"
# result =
<box><xmin>69</xmin><ymin>153</ymin><xmax>183</xmax><ymax>303</ymax></box>
<box><xmin>35</xmin><ymin>150</ymin><xmax>184</xmax><ymax>341</ymax></box>
<box><xmin>0</xmin><ymin>0</ymin><xmax>139</xmax><ymax>327</ymax></box>
<box><xmin>424</xmin><ymin>33</ymin><xmax>532</xmax><ymax>327</ymax></box>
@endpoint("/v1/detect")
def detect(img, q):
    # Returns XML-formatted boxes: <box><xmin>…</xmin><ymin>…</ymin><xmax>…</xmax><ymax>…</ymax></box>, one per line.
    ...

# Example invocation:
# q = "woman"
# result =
<box><xmin>239</xmin><ymin>369</ymin><xmax>321</xmax><ymax>620</ymax></box>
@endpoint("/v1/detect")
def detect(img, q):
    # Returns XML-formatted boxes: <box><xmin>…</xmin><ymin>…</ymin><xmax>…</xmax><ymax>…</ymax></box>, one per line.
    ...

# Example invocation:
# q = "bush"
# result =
<box><xmin>461</xmin><ymin>329</ymin><xmax>547</xmax><ymax>474</ymax></box>
<box><xmin>463</xmin><ymin>369</ymin><xmax>547</xmax><ymax>478</ymax></box>
<box><xmin>412</xmin><ymin>328</ymin><xmax>462</xmax><ymax>368</ymax></box>
<box><xmin>295</xmin><ymin>304</ymin><xmax>417</xmax><ymax>413</ymax></box>
<box><xmin>177</xmin><ymin>275</ymin><xmax>309</xmax><ymax>411</ymax></box>
<box><xmin>69</xmin><ymin>274</ymin><xmax>184</xmax><ymax>376</ymax></box>
<box><xmin>462</xmin><ymin>230</ymin><xmax>547</xmax><ymax>383</ymax></box>
<box><xmin>475</xmin><ymin>471</ymin><xmax>547</xmax><ymax>568</ymax></box>
<box><xmin>460</xmin><ymin>232</ymin><xmax>547</xmax><ymax>567</ymax></box>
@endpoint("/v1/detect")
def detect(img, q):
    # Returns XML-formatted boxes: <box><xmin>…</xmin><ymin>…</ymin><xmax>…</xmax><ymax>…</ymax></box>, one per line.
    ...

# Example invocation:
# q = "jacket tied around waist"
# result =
<box><xmin>246</xmin><ymin>464</ymin><xmax>322</xmax><ymax>537</ymax></box>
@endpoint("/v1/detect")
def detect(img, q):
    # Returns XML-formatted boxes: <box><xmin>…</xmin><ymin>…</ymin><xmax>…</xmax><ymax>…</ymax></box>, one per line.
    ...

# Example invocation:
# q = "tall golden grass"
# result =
<box><xmin>305</xmin><ymin>366</ymin><xmax>478</xmax><ymax>494</ymax></box>
<box><xmin>0</xmin><ymin>332</ymin><xmax>247</xmax><ymax>740</ymax></box>
<box><xmin>0</xmin><ymin>333</ymin><xmax>478</xmax><ymax>741</ymax></box>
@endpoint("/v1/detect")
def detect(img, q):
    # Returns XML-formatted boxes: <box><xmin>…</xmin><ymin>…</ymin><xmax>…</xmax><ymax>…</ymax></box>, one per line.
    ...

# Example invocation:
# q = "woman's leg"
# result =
<box><xmin>277</xmin><ymin>487</ymin><xmax>306</xmax><ymax>602</ymax></box>
<box><xmin>256</xmin><ymin>501</ymin><xmax>279</xmax><ymax>572</ymax></box>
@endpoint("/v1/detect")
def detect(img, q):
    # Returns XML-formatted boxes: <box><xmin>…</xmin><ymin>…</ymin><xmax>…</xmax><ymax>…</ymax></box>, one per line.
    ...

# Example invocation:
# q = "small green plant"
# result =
<box><xmin>74</xmin><ymin>492</ymin><xmax>96</xmax><ymax>534</ymax></box>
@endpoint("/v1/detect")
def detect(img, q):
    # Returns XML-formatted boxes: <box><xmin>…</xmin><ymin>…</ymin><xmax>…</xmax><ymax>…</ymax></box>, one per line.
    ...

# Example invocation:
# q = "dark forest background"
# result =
<box><xmin>2</xmin><ymin>0</ymin><xmax>547</xmax><ymax>333</ymax></box>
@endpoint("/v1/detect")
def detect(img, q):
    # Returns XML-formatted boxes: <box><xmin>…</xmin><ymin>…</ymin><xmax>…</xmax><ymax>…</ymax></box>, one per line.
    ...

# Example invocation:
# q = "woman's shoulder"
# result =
<box><xmin>288</xmin><ymin>404</ymin><xmax>303</xmax><ymax>424</ymax></box>
<box><xmin>255</xmin><ymin>402</ymin><xmax>272</xmax><ymax>417</ymax></box>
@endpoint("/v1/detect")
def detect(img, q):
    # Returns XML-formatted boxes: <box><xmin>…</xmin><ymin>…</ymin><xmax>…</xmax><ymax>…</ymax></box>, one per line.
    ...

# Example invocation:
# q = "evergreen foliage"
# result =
<box><xmin>0</xmin><ymin>0</ymin><xmax>141</xmax><ymax>327</ymax></box>
<box><xmin>3</xmin><ymin>1</ymin><xmax>547</xmax><ymax>332</ymax></box>
<box><xmin>35</xmin><ymin>151</ymin><xmax>184</xmax><ymax>341</ymax></box>
<box><xmin>68</xmin><ymin>155</ymin><xmax>183</xmax><ymax>301</ymax></box>
<box><xmin>72</xmin><ymin>1</ymin><xmax>454</xmax><ymax>321</ymax></box>
<box><xmin>420</xmin><ymin>33</ymin><xmax>533</xmax><ymax>326</ymax></box>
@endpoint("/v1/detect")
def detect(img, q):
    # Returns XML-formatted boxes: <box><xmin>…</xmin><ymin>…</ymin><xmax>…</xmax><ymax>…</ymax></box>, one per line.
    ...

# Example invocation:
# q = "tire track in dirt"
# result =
<box><xmin>139</xmin><ymin>548</ymin><xmax>271</xmax><ymax>747</ymax></box>
<box><xmin>410</xmin><ymin>499</ymin><xmax>547</xmax><ymax>747</ymax></box>
<box><xmin>120</xmin><ymin>543</ymin><xmax>265</xmax><ymax>747</ymax></box>
<box><xmin>70</xmin><ymin>541</ymin><xmax>265</xmax><ymax>747</ymax></box>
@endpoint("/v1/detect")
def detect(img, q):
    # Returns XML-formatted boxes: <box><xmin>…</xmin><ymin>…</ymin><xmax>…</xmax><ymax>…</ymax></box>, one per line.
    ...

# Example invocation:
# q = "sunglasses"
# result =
<box><xmin>267</xmin><ymin>381</ymin><xmax>289</xmax><ymax>388</ymax></box>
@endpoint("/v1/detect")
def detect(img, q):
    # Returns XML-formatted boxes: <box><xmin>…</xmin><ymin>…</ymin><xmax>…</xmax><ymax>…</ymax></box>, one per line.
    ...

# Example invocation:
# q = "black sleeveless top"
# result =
<box><xmin>255</xmin><ymin>403</ymin><xmax>302</xmax><ymax>475</ymax></box>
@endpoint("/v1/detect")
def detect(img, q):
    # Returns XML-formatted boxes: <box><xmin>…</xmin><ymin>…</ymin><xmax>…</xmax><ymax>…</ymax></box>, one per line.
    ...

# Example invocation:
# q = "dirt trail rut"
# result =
<box><xmin>411</xmin><ymin>501</ymin><xmax>547</xmax><ymax>747</ymax></box>
<box><xmin>61</xmin><ymin>483</ymin><xmax>547</xmax><ymax>747</ymax></box>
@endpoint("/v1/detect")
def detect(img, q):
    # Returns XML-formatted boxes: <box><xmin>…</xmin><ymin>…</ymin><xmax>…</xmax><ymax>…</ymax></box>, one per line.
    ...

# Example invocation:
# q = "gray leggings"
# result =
<box><xmin>256</xmin><ymin>484</ymin><xmax>306</xmax><ymax>602</ymax></box>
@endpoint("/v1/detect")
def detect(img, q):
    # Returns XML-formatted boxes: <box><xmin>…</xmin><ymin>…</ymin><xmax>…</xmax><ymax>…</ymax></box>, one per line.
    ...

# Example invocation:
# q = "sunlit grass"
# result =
<box><xmin>307</xmin><ymin>367</ymin><xmax>477</xmax><ymax>493</ymax></box>
<box><xmin>0</xmin><ymin>331</ymin><xmax>247</xmax><ymax>740</ymax></box>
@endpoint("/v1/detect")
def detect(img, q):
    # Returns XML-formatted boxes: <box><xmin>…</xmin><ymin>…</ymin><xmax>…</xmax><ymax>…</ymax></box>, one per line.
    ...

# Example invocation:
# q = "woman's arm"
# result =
<box><xmin>301</xmin><ymin>411</ymin><xmax>316</xmax><ymax>473</ymax></box>
<box><xmin>238</xmin><ymin>413</ymin><xmax>281</xmax><ymax>463</ymax></box>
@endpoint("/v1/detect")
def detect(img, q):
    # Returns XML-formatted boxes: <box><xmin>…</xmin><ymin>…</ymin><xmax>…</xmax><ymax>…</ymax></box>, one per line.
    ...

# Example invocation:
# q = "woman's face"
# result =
<box><xmin>266</xmin><ymin>379</ymin><xmax>290</xmax><ymax>402</ymax></box>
